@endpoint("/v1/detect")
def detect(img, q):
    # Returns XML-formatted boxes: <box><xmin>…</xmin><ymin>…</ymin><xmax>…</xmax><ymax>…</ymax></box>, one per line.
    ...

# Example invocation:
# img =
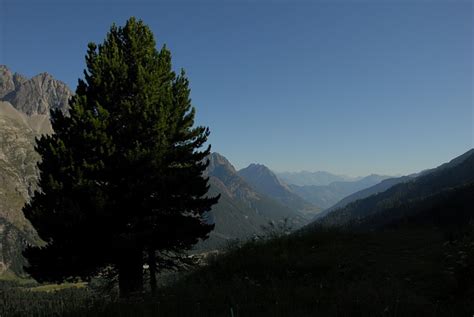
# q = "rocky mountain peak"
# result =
<box><xmin>207</xmin><ymin>152</ymin><xmax>237</xmax><ymax>175</ymax></box>
<box><xmin>237</xmin><ymin>162</ymin><xmax>318</xmax><ymax>214</ymax></box>
<box><xmin>0</xmin><ymin>65</ymin><xmax>72</xmax><ymax>116</ymax></box>
<box><xmin>13</xmin><ymin>73</ymin><xmax>28</xmax><ymax>87</ymax></box>
<box><xmin>240</xmin><ymin>163</ymin><xmax>284</xmax><ymax>186</ymax></box>
<box><xmin>0</xmin><ymin>65</ymin><xmax>15</xmax><ymax>98</ymax></box>
<box><xmin>0</xmin><ymin>66</ymin><xmax>74</xmax><ymax>274</ymax></box>
<box><xmin>247</xmin><ymin>163</ymin><xmax>268</xmax><ymax>172</ymax></box>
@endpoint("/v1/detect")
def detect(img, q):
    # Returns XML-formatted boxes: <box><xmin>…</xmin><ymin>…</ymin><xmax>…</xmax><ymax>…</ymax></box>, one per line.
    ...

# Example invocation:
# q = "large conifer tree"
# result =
<box><xmin>23</xmin><ymin>17</ymin><xmax>219</xmax><ymax>297</ymax></box>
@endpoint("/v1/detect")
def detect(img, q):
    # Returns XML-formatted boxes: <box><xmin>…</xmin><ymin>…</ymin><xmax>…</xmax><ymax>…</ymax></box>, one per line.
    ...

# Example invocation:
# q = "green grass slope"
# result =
<box><xmin>3</xmin><ymin>224</ymin><xmax>473</xmax><ymax>316</ymax></box>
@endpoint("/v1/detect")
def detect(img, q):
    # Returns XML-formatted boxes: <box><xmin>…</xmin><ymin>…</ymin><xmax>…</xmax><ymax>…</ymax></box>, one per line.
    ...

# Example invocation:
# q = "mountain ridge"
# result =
<box><xmin>0</xmin><ymin>65</ymin><xmax>72</xmax><ymax>116</ymax></box>
<box><xmin>311</xmin><ymin>148</ymin><xmax>474</xmax><ymax>228</ymax></box>
<box><xmin>237</xmin><ymin>163</ymin><xmax>320</xmax><ymax>217</ymax></box>
<box><xmin>0</xmin><ymin>66</ymin><xmax>72</xmax><ymax>275</ymax></box>
<box><xmin>289</xmin><ymin>174</ymin><xmax>390</xmax><ymax>210</ymax></box>
<box><xmin>317</xmin><ymin>149</ymin><xmax>474</xmax><ymax>220</ymax></box>
<box><xmin>276</xmin><ymin>170</ymin><xmax>358</xmax><ymax>186</ymax></box>
<box><xmin>199</xmin><ymin>152</ymin><xmax>309</xmax><ymax>249</ymax></box>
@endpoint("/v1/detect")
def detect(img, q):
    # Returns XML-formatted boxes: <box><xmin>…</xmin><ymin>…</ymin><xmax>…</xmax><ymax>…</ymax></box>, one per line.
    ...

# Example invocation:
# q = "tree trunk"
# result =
<box><xmin>118</xmin><ymin>250</ymin><xmax>144</xmax><ymax>298</ymax></box>
<box><xmin>148</xmin><ymin>249</ymin><xmax>157</xmax><ymax>295</ymax></box>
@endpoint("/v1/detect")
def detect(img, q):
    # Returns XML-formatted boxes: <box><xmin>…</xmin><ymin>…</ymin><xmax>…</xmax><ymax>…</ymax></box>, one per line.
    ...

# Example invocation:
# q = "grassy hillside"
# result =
<box><xmin>354</xmin><ymin>182</ymin><xmax>474</xmax><ymax>232</ymax></box>
<box><xmin>2</xmin><ymin>222</ymin><xmax>473</xmax><ymax>316</ymax></box>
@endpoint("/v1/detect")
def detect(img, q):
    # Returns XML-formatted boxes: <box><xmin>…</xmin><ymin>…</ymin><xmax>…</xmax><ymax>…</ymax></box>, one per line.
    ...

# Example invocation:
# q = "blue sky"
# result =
<box><xmin>1</xmin><ymin>0</ymin><xmax>472</xmax><ymax>176</ymax></box>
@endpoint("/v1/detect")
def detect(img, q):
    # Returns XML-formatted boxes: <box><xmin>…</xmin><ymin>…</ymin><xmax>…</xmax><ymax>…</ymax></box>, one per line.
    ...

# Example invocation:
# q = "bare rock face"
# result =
<box><xmin>0</xmin><ymin>101</ymin><xmax>42</xmax><ymax>275</ymax></box>
<box><xmin>13</xmin><ymin>73</ymin><xmax>28</xmax><ymax>87</ymax></box>
<box><xmin>0</xmin><ymin>65</ymin><xmax>16</xmax><ymax>98</ymax></box>
<box><xmin>0</xmin><ymin>102</ymin><xmax>40</xmax><ymax>223</ymax></box>
<box><xmin>0</xmin><ymin>65</ymin><xmax>71</xmax><ymax>137</ymax></box>
<box><xmin>4</xmin><ymin>73</ymin><xmax>72</xmax><ymax>116</ymax></box>
<box><xmin>0</xmin><ymin>66</ymin><xmax>72</xmax><ymax>276</ymax></box>
<box><xmin>0</xmin><ymin>65</ymin><xmax>72</xmax><ymax>116</ymax></box>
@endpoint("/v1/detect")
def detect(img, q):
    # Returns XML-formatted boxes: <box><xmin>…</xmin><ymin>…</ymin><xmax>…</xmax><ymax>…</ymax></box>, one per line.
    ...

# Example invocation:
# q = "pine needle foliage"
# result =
<box><xmin>23</xmin><ymin>17</ymin><xmax>219</xmax><ymax>297</ymax></box>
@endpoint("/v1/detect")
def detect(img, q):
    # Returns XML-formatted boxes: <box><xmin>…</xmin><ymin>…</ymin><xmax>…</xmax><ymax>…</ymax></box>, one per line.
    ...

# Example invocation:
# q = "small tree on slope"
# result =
<box><xmin>23</xmin><ymin>17</ymin><xmax>219</xmax><ymax>297</ymax></box>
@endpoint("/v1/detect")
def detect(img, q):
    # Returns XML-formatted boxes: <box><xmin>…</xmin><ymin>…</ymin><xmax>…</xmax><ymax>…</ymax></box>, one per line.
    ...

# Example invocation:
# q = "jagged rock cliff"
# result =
<box><xmin>0</xmin><ymin>65</ymin><xmax>72</xmax><ymax>275</ymax></box>
<box><xmin>0</xmin><ymin>65</ymin><xmax>71</xmax><ymax>116</ymax></box>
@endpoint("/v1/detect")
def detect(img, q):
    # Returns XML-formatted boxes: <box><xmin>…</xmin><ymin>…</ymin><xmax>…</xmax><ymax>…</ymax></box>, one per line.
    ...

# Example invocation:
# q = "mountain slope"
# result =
<box><xmin>356</xmin><ymin>182</ymin><xmax>474</xmax><ymax>231</ymax></box>
<box><xmin>316</xmin><ymin>175</ymin><xmax>414</xmax><ymax>220</ymax></box>
<box><xmin>198</xmin><ymin>153</ymin><xmax>308</xmax><ymax>249</ymax></box>
<box><xmin>313</xmin><ymin>149</ymin><xmax>474</xmax><ymax>228</ymax></box>
<box><xmin>0</xmin><ymin>101</ymin><xmax>42</xmax><ymax>275</ymax></box>
<box><xmin>0</xmin><ymin>66</ymin><xmax>72</xmax><ymax>275</ymax></box>
<box><xmin>0</xmin><ymin>102</ymin><xmax>40</xmax><ymax>229</ymax></box>
<box><xmin>289</xmin><ymin>174</ymin><xmax>390</xmax><ymax>210</ymax></box>
<box><xmin>238</xmin><ymin>164</ymin><xmax>320</xmax><ymax>216</ymax></box>
<box><xmin>315</xmin><ymin>150</ymin><xmax>474</xmax><ymax>220</ymax></box>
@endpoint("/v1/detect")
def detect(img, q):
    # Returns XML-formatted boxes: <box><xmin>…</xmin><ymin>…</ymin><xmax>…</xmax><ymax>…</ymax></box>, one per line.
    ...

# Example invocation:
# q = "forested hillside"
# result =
<box><xmin>313</xmin><ymin>150</ymin><xmax>474</xmax><ymax>228</ymax></box>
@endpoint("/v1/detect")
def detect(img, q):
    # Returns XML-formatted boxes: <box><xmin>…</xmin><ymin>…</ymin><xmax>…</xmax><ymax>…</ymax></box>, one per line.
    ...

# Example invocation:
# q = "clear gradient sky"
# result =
<box><xmin>1</xmin><ymin>0</ymin><xmax>472</xmax><ymax>176</ymax></box>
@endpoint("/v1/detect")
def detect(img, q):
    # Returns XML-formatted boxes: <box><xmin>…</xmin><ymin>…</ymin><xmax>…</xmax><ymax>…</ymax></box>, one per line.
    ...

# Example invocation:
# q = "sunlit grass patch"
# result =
<box><xmin>29</xmin><ymin>282</ymin><xmax>87</xmax><ymax>292</ymax></box>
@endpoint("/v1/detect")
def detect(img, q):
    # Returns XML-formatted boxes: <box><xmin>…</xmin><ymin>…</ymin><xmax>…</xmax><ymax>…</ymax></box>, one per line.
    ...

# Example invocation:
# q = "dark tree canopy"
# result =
<box><xmin>23</xmin><ymin>17</ymin><xmax>219</xmax><ymax>297</ymax></box>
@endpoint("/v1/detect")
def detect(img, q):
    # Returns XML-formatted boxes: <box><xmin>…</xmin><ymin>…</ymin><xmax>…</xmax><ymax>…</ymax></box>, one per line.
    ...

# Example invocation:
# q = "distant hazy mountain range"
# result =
<box><xmin>317</xmin><ymin>175</ymin><xmax>414</xmax><ymax>219</ymax></box>
<box><xmin>275</xmin><ymin>167</ymin><xmax>392</xmax><ymax>210</ymax></box>
<box><xmin>276</xmin><ymin>170</ymin><xmax>358</xmax><ymax>186</ymax></box>
<box><xmin>287</xmin><ymin>174</ymin><xmax>390</xmax><ymax>210</ymax></box>
<box><xmin>311</xmin><ymin>149</ymin><xmax>474</xmax><ymax>229</ymax></box>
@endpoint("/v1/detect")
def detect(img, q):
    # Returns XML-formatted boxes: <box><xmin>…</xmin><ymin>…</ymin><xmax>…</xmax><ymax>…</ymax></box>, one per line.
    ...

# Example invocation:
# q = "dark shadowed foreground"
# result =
<box><xmin>2</xmin><ymin>224</ymin><xmax>473</xmax><ymax>316</ymax></box>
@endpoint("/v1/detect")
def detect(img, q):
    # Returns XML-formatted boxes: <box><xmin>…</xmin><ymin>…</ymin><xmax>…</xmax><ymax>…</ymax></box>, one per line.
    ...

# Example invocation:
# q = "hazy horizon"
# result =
<box><xmin>2</xmin><ymin>0</ymin><xmax>472</xmax><ymax>176</ymax></box>
<box><xmin>223</xmin><ymin>147</ymin><xmax>471</xmax><ymax>178</ymax></box>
